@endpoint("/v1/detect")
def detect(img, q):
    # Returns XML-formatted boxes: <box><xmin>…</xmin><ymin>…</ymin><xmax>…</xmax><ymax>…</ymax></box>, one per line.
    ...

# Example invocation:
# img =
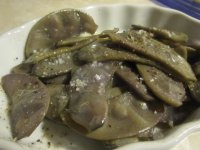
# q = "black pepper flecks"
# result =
<box><xmin>47</xmin><ymin>141</ymin><xmax>51</xmax><ymax>148</ymax></box>
<box><xmin>36</xmin><ymin>139</ymin><xmax>42</xmax><ymax>143</ymax></box>
<box><xmin>50</xmin><ymin>134</ymin><xmax>54</xmax><ymax>138</ymax></box>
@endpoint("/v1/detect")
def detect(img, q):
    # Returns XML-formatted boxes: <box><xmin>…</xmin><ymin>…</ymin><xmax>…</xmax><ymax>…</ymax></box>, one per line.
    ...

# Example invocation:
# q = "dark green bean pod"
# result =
<box><xmin>2</xmin><ymin>74</ymin><xmax>50</xmax><ymax>140</ymax></box>
<box><xmin>104</xmin><ymin>30</ymin><xmax>196</xmax><ymax>82</ymax></box>
<box><xmin>131</xmin><ymin>25</ymin><xmax>188</xmax><ymax>43</ymax></box>
<box><xmin>25</xmin><ymin>9</ymin><xmax>98</xmax><ymax>58</ymax></box>
<box><xmin>137</xmin><ymin>64</ymin><xmax>186</xmax><ymax>107</ymax></box>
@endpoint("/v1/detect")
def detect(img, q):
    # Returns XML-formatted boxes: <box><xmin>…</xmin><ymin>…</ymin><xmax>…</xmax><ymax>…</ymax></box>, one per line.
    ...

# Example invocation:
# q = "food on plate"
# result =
<box><xmin>1</xmin><ymin>9</ymin><xmax>200</xmax><ymax>148</ymax></box>
<box><xmin>2</xmin><ymin>74</ymin><xmax>50</xmax><ymax>139</ymax></box>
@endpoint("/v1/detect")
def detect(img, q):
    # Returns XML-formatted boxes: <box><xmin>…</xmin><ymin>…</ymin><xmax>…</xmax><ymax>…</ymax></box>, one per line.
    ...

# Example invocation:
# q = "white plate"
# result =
<box><xmin>1</xmin><ymin>3</ymin><xmax>200</xmax><ymax>150</ymax></box>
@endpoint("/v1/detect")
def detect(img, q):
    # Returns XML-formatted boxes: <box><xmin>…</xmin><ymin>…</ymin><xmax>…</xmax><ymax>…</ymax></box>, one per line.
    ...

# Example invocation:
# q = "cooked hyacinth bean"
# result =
<box><xmin>60</xmin><ymin>108</ymin><xmax>88</xmax><ymax>134</ymax></box>
<box><xmin>32</xmin><ymin>52</ymin><xmax>77</xmax><ymax>78</ymax></box>
<box><xmin>25</xmin><ymin>9</ymin><xmax>97</xmax><ymax>58</ymax></box>
<box><xmin>171</xmin><ymin>45</ymin><xmax>188</xmax><ymax>60</ymax></box>
<box><xmin>87</xmin><ymin>92</ymin><xmax>163</xmax><ymax>140</ymax></box>
<box><xmin>78</xmin><ymin>44</ymin><xmax>161</xmax><ymax>67</ymax></box>
<box><xmin>2</xmin><ymin>74</ymin><xmax>50</xmax><ymax>140</ymax></box>
<box><xmin>188</xmin><ymin>81</ymin><xmax>200</xmax><ymax>102</ymax></box>
<box><xmin>46</xmin><ymin>84</ymin><xmax>69</xmax><ymax>120</ymax></box>
<box><xmin>137</xmin><ymin>64</ymin><xmax>186</xmax><ymax>107</ymax></box>
<box><xmin>25</xmin><ymin>36</ymin><xmax>98</xmax><ymax>64</ymax></box>
<box><xmin>68</xmin><ymin>62</ymin><xmax>116</xmax><ymax>131</ymax></box>
<box><xmin>131</xmin><ymin>25</ymin><xmax>188</xmax><ymax>43</ymax></box>
<box><xmin>69</xmin><ymin>92</ymin><xmax>108</xmax><ymax>131</ymax></box>
<box><xmin>161</xmin><ymin>41</ymin><xmax>188</xmax><ymax>59</ymax></box>
<box><xmin>104</xmin><ymin>30</ymin><xmax>196</xmax><ymax>82</ymax></box>
<box><xmin>160</xmin><ymin>40</ymin><xmax>196</xmax><ymax>60</ymax></box>
<box><xmin>116</xmin><ymin>67</ymin><xmax>155</xmax><ymax>101</ymax></box>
